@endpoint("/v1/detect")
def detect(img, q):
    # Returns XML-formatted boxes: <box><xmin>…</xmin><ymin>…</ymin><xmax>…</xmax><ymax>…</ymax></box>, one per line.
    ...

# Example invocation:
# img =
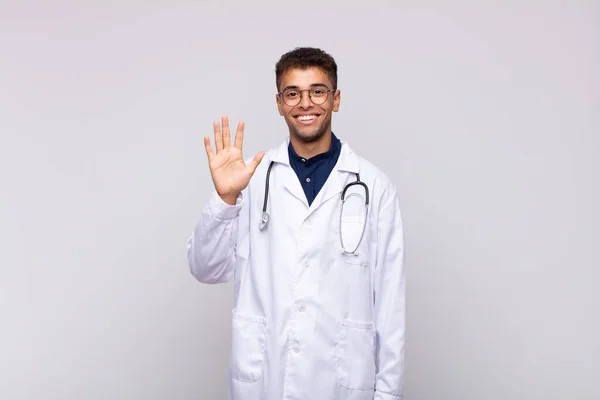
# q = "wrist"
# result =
<box><xmin>219</xmin><ymin>193</ymin><xmax>239</xmax><ymax>205</ymax></box>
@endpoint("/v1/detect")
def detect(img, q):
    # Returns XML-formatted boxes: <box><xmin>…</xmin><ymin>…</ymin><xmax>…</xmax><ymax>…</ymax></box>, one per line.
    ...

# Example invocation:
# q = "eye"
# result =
<box><xmin>285</xmin><ymin>90</ymin><xmax>299</xmax><ymax>98</ymax></box>
<box><xmin>311</xmin><ymin>88</ymin><xmax>328</xmax><ymax>97</ymax></box>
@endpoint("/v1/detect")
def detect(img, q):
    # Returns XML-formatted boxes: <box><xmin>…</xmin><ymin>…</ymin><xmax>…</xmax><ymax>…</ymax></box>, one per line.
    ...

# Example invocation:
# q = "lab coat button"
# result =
<box><xmin>291</xmin><ymin>339</ymin><xmax>301</xmax><ymax>352</ymax></box>
<box><xmin>298</xmin><ymin>304</ymin><xmax>306</xmax><ymax>312</ymax></box>
<box><xmin>302</xmin><ymin>259</ymin><xmax>309</xmax><ymax>267</ymax></box>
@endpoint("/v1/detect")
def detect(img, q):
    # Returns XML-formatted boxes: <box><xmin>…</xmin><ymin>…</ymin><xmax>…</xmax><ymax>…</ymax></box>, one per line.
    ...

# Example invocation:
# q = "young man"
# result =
<box><xmin>187</xmin><ymin>47</ymin><xmax>405</xmax><ymax>400</ymax></box>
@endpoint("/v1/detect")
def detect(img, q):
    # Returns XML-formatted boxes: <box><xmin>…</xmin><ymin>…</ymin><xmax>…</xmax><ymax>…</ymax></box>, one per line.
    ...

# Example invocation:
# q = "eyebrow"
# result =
<box><xmin>281</xmin><ymin>83</ymin><xmax>329</xmax><ymax>92</ymax></box>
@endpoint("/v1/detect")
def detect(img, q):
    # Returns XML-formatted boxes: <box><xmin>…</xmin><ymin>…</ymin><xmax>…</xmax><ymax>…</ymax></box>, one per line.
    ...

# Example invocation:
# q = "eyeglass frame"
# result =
<box><xmin>277</xmin><ymin>84</ymin><xmax>338</xmax><ymax>107</ymax></box>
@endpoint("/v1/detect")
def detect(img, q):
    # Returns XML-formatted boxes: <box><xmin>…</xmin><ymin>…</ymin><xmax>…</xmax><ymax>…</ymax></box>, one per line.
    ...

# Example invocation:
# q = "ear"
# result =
<box><xmin>276</xmin><ymin>94</ymin><xmax>284</xmax><ymax>116</ymax></box>
<box><xmin>332</xmin><ymin>89</ymin><xmax>341</xmax><ymax>112</ymax></box>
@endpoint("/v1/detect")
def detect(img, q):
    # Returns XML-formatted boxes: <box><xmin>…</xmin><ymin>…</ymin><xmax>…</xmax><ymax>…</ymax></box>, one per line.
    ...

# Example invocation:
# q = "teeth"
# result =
<box><xmin>297</xmin><ymin>115</ymin><xmax>317</xmax><ymax>121</ymax></box>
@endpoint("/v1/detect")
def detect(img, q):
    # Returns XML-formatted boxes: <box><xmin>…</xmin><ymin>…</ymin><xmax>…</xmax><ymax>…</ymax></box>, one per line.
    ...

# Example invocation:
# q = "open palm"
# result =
<box><xmin>204</xmin><ymin>116</ymin><xmax>264</xmax><ymax>205</ymax></box>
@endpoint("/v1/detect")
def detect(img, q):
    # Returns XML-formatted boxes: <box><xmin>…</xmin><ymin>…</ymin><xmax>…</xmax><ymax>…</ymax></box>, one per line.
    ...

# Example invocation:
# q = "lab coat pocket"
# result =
<box><xmin>340</xmin><ymin>215</ymin><xmax>369</xmax><ymax>266</ymax></box>
<box><xmin>334</xmin><ymin>318</ymin><xmax>377</xmax><ymax>391</ymax></box>
<box><xmin>230</xmin><ymin>309</ymin><xmax>267</xmax><ymax>383</ymax></box>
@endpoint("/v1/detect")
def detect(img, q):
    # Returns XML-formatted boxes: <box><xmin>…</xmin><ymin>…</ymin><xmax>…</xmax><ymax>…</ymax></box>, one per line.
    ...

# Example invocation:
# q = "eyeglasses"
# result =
<box><xmin>278</xmin><ymin>86</ymin><xmax>336</xmax><ymax>107</ymax></box>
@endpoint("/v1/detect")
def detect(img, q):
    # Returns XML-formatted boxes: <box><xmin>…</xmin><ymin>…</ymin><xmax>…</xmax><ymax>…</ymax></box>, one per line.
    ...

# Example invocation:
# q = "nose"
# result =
<box><xmin>298</xmin><ymin>90</ymin><xmax>313</xmax><ymax>109</ymax></box>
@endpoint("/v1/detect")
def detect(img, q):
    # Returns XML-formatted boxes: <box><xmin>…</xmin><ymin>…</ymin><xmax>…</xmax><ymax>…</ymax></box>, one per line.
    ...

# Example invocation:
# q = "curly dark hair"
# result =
<box><xmin>275</xmin><ymin>47</ymin><xmax>338</xmax><ymax>92</ymax></box>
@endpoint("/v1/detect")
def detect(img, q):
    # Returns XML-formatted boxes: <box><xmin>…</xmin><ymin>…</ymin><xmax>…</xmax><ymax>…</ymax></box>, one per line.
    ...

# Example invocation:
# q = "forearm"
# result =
<box><xmin>374</xmin><ymin>267</ymin><xmax>406</xmax><ymax>399</ymax></box>
<box><xmin>374</xmin><ymin>185</ymin><xmax>406</xmax><ymax>399</ymax></box>
<box><xmin>186</xmin><ymin>190</ymin><xmax>242</xmax><ymax>284</ymax></box>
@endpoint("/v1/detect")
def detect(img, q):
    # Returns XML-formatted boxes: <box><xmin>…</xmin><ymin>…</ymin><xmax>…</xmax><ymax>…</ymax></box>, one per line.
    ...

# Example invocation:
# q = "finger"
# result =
<box><xmin>247</xmin><ymin>151</ymin><xmax>265</xmax><ymax>174</ymax></box>
<box><xmin>204</xmin><ymin>136</ymin><xmax>214</xmax><ymax>162</ymax></box>
<box><xmin>222</xmin><ymin>115</ymin><xmax>231</xmax><ymax>148</ymax></box>
<box><xmin>213</xmin><ymin>120</ymin><xmax>223</xmax><ymax>152</ymax></box>
<box><xmin>234</xmin><ymin>120</ymin><xmax>244</xmax><ymax>152</ymax></box>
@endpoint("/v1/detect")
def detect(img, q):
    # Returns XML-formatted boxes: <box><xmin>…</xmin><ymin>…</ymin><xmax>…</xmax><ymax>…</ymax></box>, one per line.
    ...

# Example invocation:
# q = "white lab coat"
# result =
<box><xmin>187</xmin><ymin>138</ymin><xmax>406</xmax><ymax>400</ymax></box>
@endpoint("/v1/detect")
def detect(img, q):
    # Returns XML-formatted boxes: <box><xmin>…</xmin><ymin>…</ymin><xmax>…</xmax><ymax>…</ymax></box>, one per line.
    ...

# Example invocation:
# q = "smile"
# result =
<box><xmin>295</xmin><ymin>115</ymin><xmax>320</xmax><ymax>125</ymax></box>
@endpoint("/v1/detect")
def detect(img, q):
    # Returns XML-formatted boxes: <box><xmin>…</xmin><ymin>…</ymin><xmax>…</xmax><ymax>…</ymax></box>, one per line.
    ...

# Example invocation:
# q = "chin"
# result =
<box><xmin>288</xmin><ymin>119</ymin><xmax>329</xmax><ymax>143</ymax></box>
<box><xmin>292</xmin><ymin>128</ymin><xmax>326</xmax><ymax>143</ymax></box>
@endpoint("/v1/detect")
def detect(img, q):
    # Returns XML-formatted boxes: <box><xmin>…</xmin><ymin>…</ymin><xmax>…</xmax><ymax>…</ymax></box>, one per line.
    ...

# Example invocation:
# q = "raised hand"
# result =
<box><xmin>204</xmin><ymin>116</ymin><xmax>265</xmax><ymax>205</ymax></box>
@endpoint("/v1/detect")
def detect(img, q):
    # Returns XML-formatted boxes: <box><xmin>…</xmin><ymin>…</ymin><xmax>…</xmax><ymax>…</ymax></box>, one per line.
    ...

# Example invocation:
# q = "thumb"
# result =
<box><xmin>247</xmin><ymin>151</ymin><xmax>265</xmax><ymax>174</ymax></box>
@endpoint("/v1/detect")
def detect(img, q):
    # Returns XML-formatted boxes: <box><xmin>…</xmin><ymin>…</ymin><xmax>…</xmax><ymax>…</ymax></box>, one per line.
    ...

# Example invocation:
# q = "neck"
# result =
<box><xmin>289</xmin><ymin>131</ymin><xmax>332</xmax><ymax>159</ymax></box>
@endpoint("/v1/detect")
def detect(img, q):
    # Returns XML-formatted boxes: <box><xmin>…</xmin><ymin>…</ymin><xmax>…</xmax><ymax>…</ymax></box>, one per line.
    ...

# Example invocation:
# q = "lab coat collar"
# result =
<box><xmin>336</xmin><ymin>140</ymin><xmax>360</xmax><ymax>174</ymax></box>
<box><xmin>269</xmin><ymin>136</ymin><xmax>359</xmax><ymax>174</ymax></box>
<box><xmin>268</xmin><ymin>135</ymin><xmax>360</xmax><ymax>212</ymax></box>
<box><xmin>313</xmin><ymin>140</ymin><xmax>360</xmax><ymax>212</ymax></box>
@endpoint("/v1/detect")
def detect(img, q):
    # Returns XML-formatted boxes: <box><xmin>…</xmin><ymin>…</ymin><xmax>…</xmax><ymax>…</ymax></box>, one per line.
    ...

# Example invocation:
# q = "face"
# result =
<box><xmin>276</xmin><ymin>67</ymin><xmax>340</xmax><ymax>143</ymax></box>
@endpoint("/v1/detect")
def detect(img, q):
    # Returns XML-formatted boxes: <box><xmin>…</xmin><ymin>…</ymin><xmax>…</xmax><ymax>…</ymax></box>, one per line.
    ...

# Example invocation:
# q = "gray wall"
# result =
<box><xmin>1</xmin><ymin>1</ymin><xmax>598</xmax><ymax>399</ymax></box>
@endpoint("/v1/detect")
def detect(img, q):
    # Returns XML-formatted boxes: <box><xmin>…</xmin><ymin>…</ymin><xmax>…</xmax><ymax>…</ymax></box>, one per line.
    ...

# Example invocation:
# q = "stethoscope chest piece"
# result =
<box><xmin>260</xmin><ymin>212</ymin><xmax>269</xmax><ymax>230</ymax></box>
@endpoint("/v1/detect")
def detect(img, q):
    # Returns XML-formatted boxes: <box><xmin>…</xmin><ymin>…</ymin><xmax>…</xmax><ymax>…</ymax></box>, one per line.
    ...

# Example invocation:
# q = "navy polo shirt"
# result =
<box><xmin>288</xmin><ymin>133</ymin><xmax>342</xmax><ymax>206</ymax></box>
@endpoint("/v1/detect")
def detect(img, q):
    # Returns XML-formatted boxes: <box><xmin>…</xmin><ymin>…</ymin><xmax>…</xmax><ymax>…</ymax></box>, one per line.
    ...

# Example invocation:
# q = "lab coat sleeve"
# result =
<box><xmin>373</xmin><ymin>184</ymin><xmax>406</xmax><ymax>400</ymax></box>
<box><xmin>186</xmin><ymin>189</ymin><xmax>244</xmax><ymax>284</ymax></box>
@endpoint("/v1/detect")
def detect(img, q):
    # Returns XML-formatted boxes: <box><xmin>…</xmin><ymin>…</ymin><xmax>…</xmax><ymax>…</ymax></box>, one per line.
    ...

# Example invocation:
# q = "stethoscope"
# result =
<box><xmin>260</xmin><ymin>161</ymin><xmax>369</xmax><ymax>254</ymax></box>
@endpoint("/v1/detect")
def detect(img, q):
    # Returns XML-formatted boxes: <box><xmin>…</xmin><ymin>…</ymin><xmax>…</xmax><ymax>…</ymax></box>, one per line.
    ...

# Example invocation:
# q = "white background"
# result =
<box><xmin>1</xmin><ymin>1</ymin><xmax>598</xmax><ymax>399</ymax></box>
